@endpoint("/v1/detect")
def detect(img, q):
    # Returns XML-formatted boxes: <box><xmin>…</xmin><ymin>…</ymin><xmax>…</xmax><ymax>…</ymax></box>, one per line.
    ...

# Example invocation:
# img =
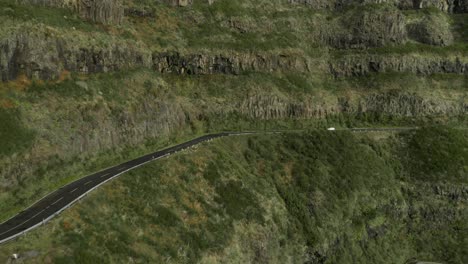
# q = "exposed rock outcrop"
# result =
<box><xmin>288</xmin><ymin>0</ymin><xmax>468</xmax><ymax>13</ymax></box>
<box><xmin>329</xmin><ymin>6</ymin><xmax>407</xmax><ymax>49</ymax></box>
<box><xmin>407</xmin><ymin>13</ymin><xmax>454</xmax><ymax>46</ymax></box>
<box><xmin>15</xmin><ymin>0</ymin><xmax>124</xmax><ymax>24</ymax></box>
<box><xmin>0</xmin><ymin>33</ymin><xmax>310</xmax><ymax>80</ymax></box>
<box><xmin>0</xmin><ymin>29</ymin><xmax>152</xmax><ymax>81</ymax></box>
<box><xmin>124</xmin><ymin>7</ymin><xmax>155</xmax><ymax>18</ymax></box>
<box><xmin>355</xmin><ymin>92</ymin><xmax>465</xmax><ymax>116</ymax></box>
<box><xmin>0</xmin><ymin>95</ymin><xmax>191</xmax><ymax>191</ymax></box>
<box><xmin>78</xmin><ymin>0</ymin><xmax>124</xmax><ymax>24</ymax></box>
<box><xmin>238</xmin><ymin>91</ymin><xmax>465</xmax><ymax>120</ymax></box>
<box><xmin>2</xmin><ymin>29</ymin><xmax>467</xmax><ymax>81</ymax></box>
<box><xmin>160</xmin><ymin>0</ymin><xmax>194</xmax><ymax>6</ymax></box>
<box><xmin>288</xmin><ymin>0</ymin><xmax>336</xmax><ymax>9</ymax></box>
<box><xmin>239</xmin><ymin>94</ymin><xmax>335</xmax><ymax>119</ymax></box>
<box><xmin>157</xmin><ymin>0</ymin><xmax>217</xmax><ymax>6</ymax></box>
<box><xmin>1</xmin><ymin>88</ymin><xmax>464</xmax><ymax>193</ymax></box>
<box><xmin>330</xmin><ymin>55</ymin><xmax>467</xmax><ymax>77</ymax></box>
<box><xmin>431</xmin><ymin>184</ymin><xmax>468</xmax><ymax>202</ymax></box>
<box><xmin>152</xmin><ymin>52</ymin><xmax>310</xmax><ymax>75</ymax></box>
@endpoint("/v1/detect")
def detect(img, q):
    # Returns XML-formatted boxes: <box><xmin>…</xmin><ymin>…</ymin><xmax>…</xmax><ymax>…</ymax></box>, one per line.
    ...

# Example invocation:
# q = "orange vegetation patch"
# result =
<box><xmin>130</xmin><ymin>10</ymin><xmax>180</xmax><ymax>44</ymax></box>
<box><xmin>15</xmin><ymin>74</ymin><xmax>32</xmax><ymax>91</ymax></box>
<box><xmin>56</xmin><ymin>70</ymin><xmax>71</xmax><ymax>83</ymax></box>
<box><xmin>180</xmin><ymin>193</ymin><xmax>208</xmax><ymax>226</ymax></box>
<box><xmin>1</xmin><ymin>74</ymin><xmax>33</xmax><ymax>92</ymax></box>
<box><xmin>282</xmin><ymin>161</ymin><xmax>294</xmax><ymax>184</ymax></box>
<box><xmin>62</xmin><ymin>220</ymin><xmax>72</xmax><ymax>231</ymax></box>
<box><xmin>105</xmin><ymin>24</ymin><xmax>125</xmax><ymax>36</ymax></box>
<box><xmin>0</xmin><ymin>74</ymin><xmax>32</xmax><ymax>108</ymax></box>
<box><xmin>0</xmin><ymin>98</ymin><xmax>15</xmax><ymax>109</ymax></box>
<box><xmin>153</xmin><ymin>11</ymin><xmax>179</xmax><ymax>32</ymax></box>
<box><xmin>256</xmin><ymin>160</ymin><xmax>266</xmax><ymax>176</ymax></box>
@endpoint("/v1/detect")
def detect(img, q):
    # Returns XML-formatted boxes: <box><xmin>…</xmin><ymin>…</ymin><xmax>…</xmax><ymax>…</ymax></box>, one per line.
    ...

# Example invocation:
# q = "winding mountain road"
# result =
<box><xmin>0</xmin><ymin>128</ymin><xmax>416</xmax><ymax>245</ymax></box>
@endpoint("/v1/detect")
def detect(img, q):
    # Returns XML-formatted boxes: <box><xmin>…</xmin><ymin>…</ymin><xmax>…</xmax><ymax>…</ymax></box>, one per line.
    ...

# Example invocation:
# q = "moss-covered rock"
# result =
<box><xmin>329</xmin><ymin>5</ymin><xmax>407</xmax><ymax>49</ymax></box>
<box><xmin>289</xmin><ymin>0</ymin><xmax>468</xmax><ymax>13</ymax></box>
<box><xmin>16</xmin><ymin>0</ymin><xmax>124</xmax><ymax>24</ymax></box>
<box><xmin>0</xmin><ymin>23</ymin><xmax>151</xmax><ymax>81</ymax></box>
<box><xmin>407</xmin><ymin>12</ymin><xmax>454</xmax><ymax>46</ymax></box>
<box><xmin>329</xmin><ymin>54</ymin><xmax>468</xmax><ymax>77</ymax></box>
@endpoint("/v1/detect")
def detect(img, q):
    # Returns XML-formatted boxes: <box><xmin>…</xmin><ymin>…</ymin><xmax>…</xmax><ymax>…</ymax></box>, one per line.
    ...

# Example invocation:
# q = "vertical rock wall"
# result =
<box><xmin>288</xmin><ymin>0</ymin><xmax>468</xmax><ymax>13</ymax></box>
<box><xmin>15</xmin><ymin>0</ymin><xmax>124</xmax><ymax>24</ymax></box>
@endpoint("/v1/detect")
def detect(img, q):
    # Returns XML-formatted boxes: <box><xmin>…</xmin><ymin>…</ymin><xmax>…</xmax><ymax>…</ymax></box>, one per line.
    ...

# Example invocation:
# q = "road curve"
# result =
<box><xmin>0</xmin><ymin>132</ymin><xmax>243</xmax><ymax>245</ymax></box>
<box><xmin>0</xmin><ymin>128</ymin><xmax>417</xmax><ymax>245</ymax></box>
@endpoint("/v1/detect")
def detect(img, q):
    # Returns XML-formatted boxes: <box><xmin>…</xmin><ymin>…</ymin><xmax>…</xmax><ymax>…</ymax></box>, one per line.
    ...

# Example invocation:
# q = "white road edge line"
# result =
<box><xmin>0</xmin><ymin>209</ymin><xmax>46</xmax><ymax>236</ymax></box>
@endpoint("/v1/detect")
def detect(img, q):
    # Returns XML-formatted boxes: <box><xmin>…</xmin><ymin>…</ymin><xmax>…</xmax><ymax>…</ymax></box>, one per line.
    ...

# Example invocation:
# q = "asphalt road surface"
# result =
<box><xmin>0</xmin><ymin>128</ymin><xmax>417</xmax><ymax>245</ymax></box>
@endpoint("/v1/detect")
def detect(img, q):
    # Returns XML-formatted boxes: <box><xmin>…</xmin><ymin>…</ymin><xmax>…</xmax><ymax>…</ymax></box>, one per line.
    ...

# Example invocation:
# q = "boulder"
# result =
<box><xmin>407</xmin><ymin>13</ymin><xmax>454</xmax><ymax>46</ymax></box>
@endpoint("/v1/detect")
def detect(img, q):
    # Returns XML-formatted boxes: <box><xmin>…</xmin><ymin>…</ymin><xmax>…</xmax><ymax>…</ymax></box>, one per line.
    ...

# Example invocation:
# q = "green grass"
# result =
<box><xmin>0</xmin><ymin>1</ymin><xmax>466</xmax><ymax>262</ymax></box>
<box><xmin>28</xmin><ymin>78</ymin><xmax>94</xmax><ymax>99</ymax></box>
<box><xmin>0</xmin><ymin>67</ymin><xmax>463</xmax><ymax>212</ymax></box>
<box><xmin>0</xmin><ymin>68</ymin><xmax>464</xmax><ymax>220</ymax></box>
<box><xmin>0</xmin><ymin>126</ymin><xmax>207</xmax><ymax>223</ymax></box>
<box><xmin>401</xmin><ymin>126</ymin><xmax>468</xmax><ymax>183</ymax></box>
<box><xmin>452</xmin><ymin>14</ymin><xmax>468</xmax><ymax>43</ymax></box>
<box><xmin>0</xmin><ymin>108</ymin><xmax>35</xmax><ymax>157</ymax></box>
<box><xmin>0</xmin><ymin>0</ymin><xmax>101</xmax><ymax>32</ymax></box>
<box><xmin>0</xmin><ymin>129</ymin><xmax>466</xmax><ymax>263</ymax></box>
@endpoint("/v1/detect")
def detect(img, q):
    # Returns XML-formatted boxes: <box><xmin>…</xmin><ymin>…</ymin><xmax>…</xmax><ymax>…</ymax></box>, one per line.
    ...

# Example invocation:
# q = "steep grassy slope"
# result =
<box><xmin>0</xmin><ymin>129</ymin><xmax>466</xmax><ymax>263</ymax></box>
<box><xmin>0</xmin><ymin>0</ymin><xmax>466</xmax><ymax>262</ymax></box>
<box><xmin>0</xmin><ymin>69</ymin><xmax>465</xmax><ymax>225</ymax></box>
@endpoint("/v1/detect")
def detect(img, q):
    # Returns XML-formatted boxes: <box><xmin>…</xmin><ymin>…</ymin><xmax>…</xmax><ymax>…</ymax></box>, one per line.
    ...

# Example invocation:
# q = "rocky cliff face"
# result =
<box><xmin>160</xmin><ymin>0</ymin><xmax>194</xmax><ymax>7</ymax></box>
<box><xmin>16</xmin><ymin>0</ymin><xmax>124</xmax><ymax>24</ymax></box>
<box><xmin>330</xmin><ymin>54</ymin><xmax>467</xmax><ymax>77</ymax></box>
<box><xmin>329</xmin><ymin>6</ymin><xmax>407</xmax><ymax>49</ymax></box>
<box><xmin>1</xmin><ymin>78</ymin><xmax>463</xmax><ymax>193</ymax></box>
<box><xmin>3</xmin><ymin>1</ymin><xmax>465</xmax><ymax>81</ymax></box>
<box><xmin>407</xmin><ymin>12</ymin><xmax>454</xmax><ymax>46</ymax></box>
<box><xmin>238</xmin><ymin>92</ymin><xmax>466</xmax><ymax>120</ymax></box>
<box><xmin>0</xmin><ymin>91</ymin><xmax>191</xmax><ymax>190</ymax></box>
<box><xmin>0</xmin><ymin>32</ymin><xmax>311</xmax><ymax>80</ymax></box>
<box><xmin>3</xmin><ymin>39</ymin><xmax>467</xmax><ymax>81</ymax></box>
<box><xmin>2</xmin><ymin>28</ymin><xmax>467</xmax><ymax>82</ymax></box>
<box><xmin>152</xmin><ymin>52</ymin><xmax>310</xmax><ymax>75</ymax></box>
<box><xmin>0</xmin><ymin>29</ymin><xmax>151</xmax><ymax>81</ymax></box>
<box><xmin>289</xmin><ymin>0</ymin><xmax>468</xmax><ymax>13</ymax></box>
